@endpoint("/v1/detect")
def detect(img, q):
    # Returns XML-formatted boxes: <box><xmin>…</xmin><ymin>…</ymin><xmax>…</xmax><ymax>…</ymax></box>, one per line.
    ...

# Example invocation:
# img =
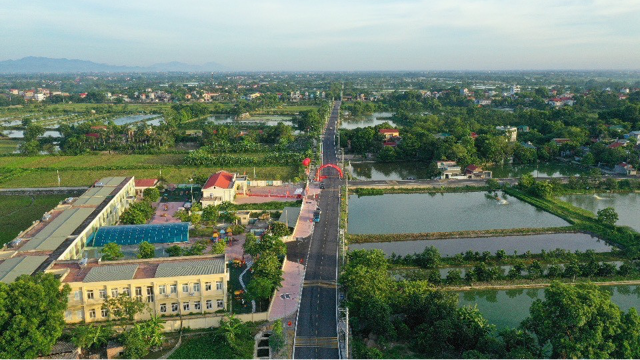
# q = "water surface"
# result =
<box><xmin>348</xmin><ymin>162</ymin><xmax>434</xmax><ymax>181</ymax></box>
<box><xmin>348</xmin><ymin>192</ymin><xmax>569</xmax><ymax>234</ymax></box>
<box><xmin>560</xmin><ymin>193</ymin><xmax>640</xmax><ymax>232</ymax></box>
<box><xmin>340</xmin><ymin>112</ymin><xmax>397</xmax><ymax>129</ymax></box>
<box><xmin>350</xmin><ymin>233</ymin><xmax>612</xmax><ymax>257</ymax></box>
<box><xmin>457</xmin><ymin>285</ymin><xmax>640</xmax><ymax>329</ymax></box>
<box><xmin>487</xmin><ymin>163</ymin><xmax>589</xmax><ymax>178</ymax></box>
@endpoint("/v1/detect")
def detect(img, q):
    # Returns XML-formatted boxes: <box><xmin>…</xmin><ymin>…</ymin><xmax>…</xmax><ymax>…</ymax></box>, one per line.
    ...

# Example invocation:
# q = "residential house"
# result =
<box><xmin>379</xmin><ymin>129</ymin><xmax>400</xmax><ymax>140</ymax></box>
<box><xmin>552</xmin><ymin>138</ymin><xmax>571</xmax><ymax>146</ymax></box>
<box><xmin>437</xmin><ymin>160</ymin><xmax>465</xmax><ymax>179</ymax></box>
<box><xmin>464</xmin><ymin>164</ymin><xmax>492</xmax><ymax>179</ymax></box>
<box><xmin>496</xmin><ymin>126</ymin><xmax>518</xmax><ymax>142</ymax></box>
<box><xmin>134</xmin><ymin>179</ymin><xmax>158</xmax><ymax>198</ymax></box>
<box><xmin>475</xmin><ymin>99</ymin><xmax>492</xmax><ymax>106</ymax></box>
<box><xmin>517</xmin><ymin>125</ymin><xmax>530</xmax><ymax>133</ymax></box>
<box><xmin>614</xmin><ymin>163</ymin><xmax>637</xmax><ymax>176</ymax></box>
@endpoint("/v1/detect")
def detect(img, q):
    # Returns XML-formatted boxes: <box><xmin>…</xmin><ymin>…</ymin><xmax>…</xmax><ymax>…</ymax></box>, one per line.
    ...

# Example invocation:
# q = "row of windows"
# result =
<box><xmin>81</xmin><ymin>281</ymin><xmax>223</xmax><ymax>301</ymax></box>
<box><xmin>159</xmin><ymin>299</ymin><xmax>224</xmax><ymax>313</ymax></box>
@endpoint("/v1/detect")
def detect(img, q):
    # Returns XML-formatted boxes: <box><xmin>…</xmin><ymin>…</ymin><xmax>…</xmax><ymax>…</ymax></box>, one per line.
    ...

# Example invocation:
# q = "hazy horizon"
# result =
<box><xmin>2</xmin><ymin>0</ymin><xmax>640</xmax><ymax>71</ymax></box>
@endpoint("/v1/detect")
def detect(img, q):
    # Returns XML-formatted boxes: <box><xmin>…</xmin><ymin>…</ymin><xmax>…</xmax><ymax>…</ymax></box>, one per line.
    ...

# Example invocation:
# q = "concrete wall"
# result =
<box><xmin>162</xmin><ymin>312</ymin><xmax>269</xmax><ymax>332</ymax></box>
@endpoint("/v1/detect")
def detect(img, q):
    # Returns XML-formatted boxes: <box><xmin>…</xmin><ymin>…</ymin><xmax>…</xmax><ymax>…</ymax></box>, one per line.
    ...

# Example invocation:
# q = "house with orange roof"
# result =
<box><xmin>201</xmin><ymin>171</ymin><xmax>248</xmax><ymax>207</ymax></box>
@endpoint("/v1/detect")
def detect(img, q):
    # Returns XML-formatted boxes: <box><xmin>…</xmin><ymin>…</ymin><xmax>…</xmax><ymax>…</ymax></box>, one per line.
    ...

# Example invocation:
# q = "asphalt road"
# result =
<box><xmin>293</xmin><ymin>101</ymin><xmax>342</xmax><ymax>359</ymax></box>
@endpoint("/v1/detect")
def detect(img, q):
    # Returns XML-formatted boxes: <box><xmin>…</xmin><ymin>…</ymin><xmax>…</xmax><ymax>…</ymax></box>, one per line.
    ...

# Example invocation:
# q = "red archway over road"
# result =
<box><xmin>315</xmin><ymin>163</ymin><xmax>343</xmax><ymax>181</ymax></box>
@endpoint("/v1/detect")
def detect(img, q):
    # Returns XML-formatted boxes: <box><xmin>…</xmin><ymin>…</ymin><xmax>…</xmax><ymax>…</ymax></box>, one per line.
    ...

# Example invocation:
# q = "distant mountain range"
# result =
<box><xmin>0</xmin><ymin>57</ymin><xmax>226</xmax><ymax>73</ymax></box>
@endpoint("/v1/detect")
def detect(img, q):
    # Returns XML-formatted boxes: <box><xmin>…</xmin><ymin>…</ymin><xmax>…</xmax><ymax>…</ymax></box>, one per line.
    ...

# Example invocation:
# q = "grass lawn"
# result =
<box><xmin>168</xmin><ymin>322</ymin><xmax>262</xmax><ymax>359</ymax></box>
<box><xmin>0</xmin><ymin>140</ymin><xmax>21</xmax><ymax>154</ymax></box>
<box><xmin>0</xmin><ymin>166</ymin><xmax>299</xmax><ymax>188</ymax></box>
<box><xmin>0</xmin><ymin>194</ymin><xmax>68</xmax><ymax>245</ymax></box>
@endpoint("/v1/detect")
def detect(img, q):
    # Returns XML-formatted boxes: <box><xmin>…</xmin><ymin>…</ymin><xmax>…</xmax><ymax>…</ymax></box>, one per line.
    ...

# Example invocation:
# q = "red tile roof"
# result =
<box><xmin>466</xmin><ymin>164</ymin><xmax>480</xmax><ymax>172</ymax></box>
<box><xmin>85</xmin><ymin>133</ymin><xmax>100</xmax><ymax>138</ymax></box>
<box><xmin>135</xmin><ymin>179</ymin><xmax>158</xmax><ymax>188</ymax></box>
<box><xmin>608</xmin><ymin>142</ymin><xmax>625</xmax><ymax>149</ymax></box>
<box><xmin>379</xmin><ymin>129</ymin><xmax>399</xmax><ymax>134</ymax></box>
<box><xmin>203</xmin><ymin>171</ymin><xmax>234</xmax><ymax>189</ymax></box>
<box><xmin>383</xmin><ymin>141</ymin><xmax>397</xmax><ymax>147</ymax></box>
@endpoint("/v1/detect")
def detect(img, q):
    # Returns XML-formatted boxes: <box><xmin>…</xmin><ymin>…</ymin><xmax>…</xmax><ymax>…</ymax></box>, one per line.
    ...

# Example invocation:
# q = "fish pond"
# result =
<box><xmin>350</xmin><ymin>233</ymin><xmax>613</xmax><ymax>257</ymax></box>
<box><xmin>456</xmin><ymin>285</ymin><xmax>640</xmax><ymax>329</ymax></box>
<box><xmin>348</xmin><ymin>161</ymin><xmax>436</xmax><ymax>181</ymax></box>
<box><xmin>207</xmin><ymin>114</ymin><xmax>294</xmax><ymax>126</ymax></box>
<box><xmin>347</xmin><ymin>192</ymin><xmax>569</xmax><ymax>235</ymax></box>
<box><xmin>486</xmin><ymin>163</ymin><xmax>590</xmax><ymax>178</ymax></box>
<box><xmin>560</xmin><ymin>193</ymin><xmax>640</xmax><ymax>232</ymax></box>
<box><xmin>340</xmin><ymin>112</ymin><xmax>397</xmax><ymax>129</ymax></box>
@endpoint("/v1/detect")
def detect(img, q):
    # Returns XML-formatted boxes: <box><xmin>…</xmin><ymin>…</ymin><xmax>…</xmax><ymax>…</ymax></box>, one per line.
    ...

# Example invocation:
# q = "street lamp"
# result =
<box><xmin>189</xmin><ymin>178</ymin><xmax>194</xmax><ymax>204</ymax></box>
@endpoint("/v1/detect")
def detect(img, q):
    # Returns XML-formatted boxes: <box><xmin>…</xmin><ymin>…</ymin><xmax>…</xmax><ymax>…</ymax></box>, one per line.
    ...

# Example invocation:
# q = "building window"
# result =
<box><xmin>160</xmin><ymin>304</ymin><xmax>167</xmax><ymax>313</ymax></box>
<box><xmin>182</xmin><ymin>284</ymin><xmax>189</xmax><ymax>293</ymax></box>
<box><xmin>101</xmin><ymin>308</ymin><xmax>109</xmax><ymax>318</ymax></box>
<box><xmin>146</xmin><ymin>286</ymin><xmax>154</xmax><ymax>303</ymax></box>
<box><xmin>159</xmin><ymin>285</ymin><xmax>166</xmax><ymax>295</ymax></box>
<box><xmin>74</xmin><ymin>290</ymin><xmax>82</xmax><ymax>301</ymax></box>
<box><xmin>99</xmin><ymin>289</ymin><xmax>107</xmax><ymax>299</ymax></box>
<box><xmin>172</xmin><ymin>303</ymin><xmax>179</xmax><ymax>312</ymax></box>
<box><xmin>89</xmin><ymin>309</ymin><xmax>96</xmax><ymax>319</ymax></box>
<box><xmin>170</xmin><ymin>284</ymin><xmax>177</xmax><ymax>294</ymax></box>
<box><xmin>205</xmin><ymin>282</ymin><xmax>212</xmax><ymax>291</ymax></box>
<box><xmin>65</xmin><ymin>311</ymin><xmax>72</xmax><ymax>320</ymax></box>
<box><xmin>183</xmin><ymin>302</ymin><xmax>190</xmax><ymax>311</ymax></box>
<box><xmin>193</xmin><ymin>283</ymin><xmax>200</xmax><ymax>292</ymax></box>
<box><xmin>216</xmin><ymin>281</ymin><xmax>223</xmax><ymax>290</ymax></box>
<box><xmin>194</xmin><ymin>301</ymin><xmax>201</xmax><ymax>310</ymax></box>
<box><xmin>111</xmin><ymin>289</ymin><xmax>119</xmax><ymax>298</ymax></box>
<box><xmin>217</xmin><ymin>300</ymin><xmax>224</xmax><ymax>309</ymax></box>
<box><xmin>86</xmin><ymin>290</ymin><xmax>94</xmax><ymax>300</ymax></box>
<box><xmin>135</xmin><ymin>287</ymin><xmax>142</xmax><ymax>300</ymax></box>
<box><xmin>122</xmin><ymin>287</ymin><xmax>130</xmax><ymax>296</ymax></box>
<box><xmin>206</xmin><ymin>300</ymin><xmax>213</xmax><ymax>310</ymax></box>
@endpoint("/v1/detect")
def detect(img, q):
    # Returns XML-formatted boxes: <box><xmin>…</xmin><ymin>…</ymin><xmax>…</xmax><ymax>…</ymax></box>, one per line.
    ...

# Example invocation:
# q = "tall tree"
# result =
<box><xmin>0</xmin><ymin>273</ymin><xmax>70</xmax><ymax>358</ymax></box>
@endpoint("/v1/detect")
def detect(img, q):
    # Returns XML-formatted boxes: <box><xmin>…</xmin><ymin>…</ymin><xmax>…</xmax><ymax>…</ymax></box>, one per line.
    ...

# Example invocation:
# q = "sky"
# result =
<box><xmin>1</xmin><ymin>0</ymin><xmax>640</xmax><ymax>71</ymax></box>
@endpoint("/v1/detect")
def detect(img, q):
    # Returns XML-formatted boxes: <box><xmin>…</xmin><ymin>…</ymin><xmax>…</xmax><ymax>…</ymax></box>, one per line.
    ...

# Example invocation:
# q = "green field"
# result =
<box><xmin>0</xmin><ymin>194</ymin><xmax>68</xmax><ymax>245</ymax></box>
<box><xmin>0</xmin><ymin>154</ymin><xmax>186</xmax><ymax>168</ymax></box>
<box><xmin>0</xmin><ymin>166</ymin><xmax>299</xmax><ymax>188</ymax></box>
<box><xmin>0</xmin><ymin>140</ymin><xmax>21</xmax><ymax>154</ymax></box>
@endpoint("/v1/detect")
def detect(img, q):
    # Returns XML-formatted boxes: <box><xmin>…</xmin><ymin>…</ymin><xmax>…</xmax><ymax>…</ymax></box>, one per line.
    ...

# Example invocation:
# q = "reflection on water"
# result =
<box><xmin>207</xmin><ymin>114</ymin><xmax>293</xmax><ymax>126</ymax></box>
<box><xmin>487</xmin><ymin>163</ymin><xmax>589</xmax><ymax>178</ymax></box>
<box><xmin>340</xmin><ymin>112</ymin><xmax>397</xmax><ymax>129</ymax></box>
<box><xmin>3</xmin><ymin>130</ymin><xmax>61</xmax><ymax>138</ymax></box>
<box><xmin>111</xmin><ymin>114</ymin><xmax>156</xmax><ymax>125</ymax></box>
<box><xmin>348</xmin><ymin>192</ymin><xmax>569</xmax><ymax>234</ymax></box>
<box><xmin>351</xmin><ymin>233</ymin><xmax>613</xmax><ymax>257</ymax></box>
<box><xmin>561</xmin><ymin>193</ymin><xmax>640</xmax><ymax>232</ymax></box>
<box><xmin>457</xmin><ymin>285</ymin><xmax>640</xmax><ymax>329</ymax></box>
<box><xmin>348</xmin><ymin>162</ymin><xmax>435</xmax><ymax>181</ymax></box>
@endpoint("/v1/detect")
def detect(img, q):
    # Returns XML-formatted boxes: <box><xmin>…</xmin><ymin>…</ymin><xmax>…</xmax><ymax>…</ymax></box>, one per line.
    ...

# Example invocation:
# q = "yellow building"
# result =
<box><xmin>48</xmin><ymin>255</ymin><xmax>228</xmax><ymax>324</ymax></box>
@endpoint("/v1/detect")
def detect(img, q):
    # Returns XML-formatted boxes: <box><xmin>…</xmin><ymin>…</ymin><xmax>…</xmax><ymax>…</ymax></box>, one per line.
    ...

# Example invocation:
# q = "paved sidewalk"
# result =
<box><xmin>269</xmin><ymin>260</ymin><xmax>305</xmax><ymax>320</ymax></box>
<box><xmin>292</xmin><ymin>183</ymin><xmax>321</xmax><ymax>239</ymax></box>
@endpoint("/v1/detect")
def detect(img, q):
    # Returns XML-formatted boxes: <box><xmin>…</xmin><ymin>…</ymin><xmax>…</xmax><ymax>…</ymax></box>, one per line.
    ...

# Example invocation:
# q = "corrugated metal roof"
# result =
<box><xmin>83</xmin><ymin>264</ymin><xmax>139</xmax><ymax>283</ymax></box>
<box><xmin>155</xmin><ymin>259</ymin><xmax>225</xmax><ymax>278</ymax></box>
<box><xmin>98</xmin><ymin>177</ymin><xmax>127</xmax><ymax>187</ymax></box>
<box><xmin>0</xmin><ymin>256</ymin><xmax>48</xmax><ymax>283</ymax></box>
<box><xmin>278</xmin><ymin>207</ymin><xmax>301</xmax><ymax>226</ymax></box>
<box><xmin>20</xmin><ymin>208</ymin><xmax>95</xmax><ymax>251</ymax></box>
